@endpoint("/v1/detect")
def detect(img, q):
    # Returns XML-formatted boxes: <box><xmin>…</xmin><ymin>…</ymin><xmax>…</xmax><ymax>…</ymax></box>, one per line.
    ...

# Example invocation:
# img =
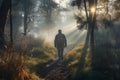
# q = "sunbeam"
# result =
<box><xmin>65</xmin><ymin>30</ymin><xmax>87</xmax><ymax>53</ymax></box>
<box><xmin>18</xmin><ymin>0</ymin><xmax>87</xmax><ymax>53</ymax></box>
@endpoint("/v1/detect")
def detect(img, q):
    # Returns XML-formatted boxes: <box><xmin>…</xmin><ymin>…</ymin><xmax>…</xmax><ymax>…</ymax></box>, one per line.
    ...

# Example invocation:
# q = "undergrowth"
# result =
<box><xmin>0</xmin><ymin>48</ymin><xmax>41</xmax><ymax>80</ymax></box>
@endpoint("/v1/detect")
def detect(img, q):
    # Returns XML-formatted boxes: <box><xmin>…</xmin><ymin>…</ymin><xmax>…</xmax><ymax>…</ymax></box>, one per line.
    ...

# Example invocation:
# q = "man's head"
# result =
<box><xmin>58</xmin><ymin>29</ymin><xmax>62</xmax><ymax>34</ymax></box>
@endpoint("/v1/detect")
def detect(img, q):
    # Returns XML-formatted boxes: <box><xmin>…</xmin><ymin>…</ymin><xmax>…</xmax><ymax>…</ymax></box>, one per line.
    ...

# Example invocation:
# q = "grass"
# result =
<box><xmin>0</xmin><ymin>37</ymin><xmax>56</xmax><ymax>80</ymax></box>
<box><xmin>1</xmin><ymin>39</ymin><xmax>120</xmax><ymax>80</ymax></box>
<box><xmin>0</xmin><ymin>48</ymin><xmax>42</xmax><ymax>80</ymax></box>
<box><xmin>63</xmin><ymin>41</ymin><xmax>120</xmax><ymax>80</ymax></box>
<box><xmin>0</xmin><ymin>52</ymin><xmax>29</xmax><ymax>80</ymax></box>
<box><xmin>63</xmin><ymin>43</ymin><xmax>92</xmax><ymax>80</ymax></box>
<box><xmin>26</xmin><ymin>45</ymin><xmax>56</xmax><ymax>76</ymax></box>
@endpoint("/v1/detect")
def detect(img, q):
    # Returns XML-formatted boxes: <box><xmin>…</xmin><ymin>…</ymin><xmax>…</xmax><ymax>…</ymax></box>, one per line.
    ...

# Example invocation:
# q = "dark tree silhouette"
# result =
<box><xmin>23</xmin><ymin>0</ymin><xmax>33</xmax><ymax>35</ymax></box>
<box><xmin>40</xmin><ymin>0</ymin><xmax>58</xmax><ymax>23</ymax></box>
<box><xmin>23</xmin><ymin>0</ymin><xmax>28</xmax><ymax>35</ymax></box>
<box><xmin>71</xmin><ymin>0</ymin><xmax>97</xmax><ymax>64</ymax></box>
<box><xmin>10</xmin><ymin>0</ymin><xmax>13</xmax><ymax>46</ymax></box>
<box><xmin>0</xmin><ymin>0</ymin><xmax>10</xmax><ymax>51</ymax></box>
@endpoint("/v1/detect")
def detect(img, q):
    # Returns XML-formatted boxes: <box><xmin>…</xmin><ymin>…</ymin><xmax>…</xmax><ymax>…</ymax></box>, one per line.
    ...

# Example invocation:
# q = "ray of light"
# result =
<box><xmin>64</xmin><ymin>30</ymin><xmax>87</xmax><ymax>53</ymax></box>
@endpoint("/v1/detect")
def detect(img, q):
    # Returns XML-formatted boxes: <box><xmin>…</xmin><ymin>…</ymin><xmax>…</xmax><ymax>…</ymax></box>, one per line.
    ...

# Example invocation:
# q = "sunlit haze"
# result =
<box><xmin>53</xmin><ymin>0</ymin><xmax>70</xmax><ymax>8</ymax></box>
<box><xmin>19</xmin><ymin>0</ymin><xmax>87</xmax><ymax>53</ymax></box>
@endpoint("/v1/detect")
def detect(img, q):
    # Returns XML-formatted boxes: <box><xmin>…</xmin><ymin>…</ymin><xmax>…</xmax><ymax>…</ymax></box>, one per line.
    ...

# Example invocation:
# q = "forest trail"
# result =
<box><xmin>44</xmin><ymin>59</ymin><xmax>71</xmax><ymax>80</ymax></box>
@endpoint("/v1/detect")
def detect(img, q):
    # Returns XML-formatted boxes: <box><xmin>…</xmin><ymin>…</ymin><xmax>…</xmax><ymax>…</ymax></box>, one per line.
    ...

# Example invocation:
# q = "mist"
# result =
<box><xmin>8</xmin><ymin>0</ymin><xmax>87</xmax><ymax>53</ymax></box>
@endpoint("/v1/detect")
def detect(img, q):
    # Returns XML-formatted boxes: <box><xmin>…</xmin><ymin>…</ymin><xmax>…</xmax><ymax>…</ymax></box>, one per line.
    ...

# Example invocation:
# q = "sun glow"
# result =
<box><xmin>91</xmin><ymin>7</ymin><xmax>96</xmax><ymax>14</ymax></box>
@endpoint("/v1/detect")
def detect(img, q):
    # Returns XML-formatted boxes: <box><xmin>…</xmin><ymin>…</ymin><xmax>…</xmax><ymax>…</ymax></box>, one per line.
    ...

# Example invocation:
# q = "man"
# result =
<box><xmin>54</xmin><ymin>29</ymin><xmax>67</xmax><ymax>60</ymax></box>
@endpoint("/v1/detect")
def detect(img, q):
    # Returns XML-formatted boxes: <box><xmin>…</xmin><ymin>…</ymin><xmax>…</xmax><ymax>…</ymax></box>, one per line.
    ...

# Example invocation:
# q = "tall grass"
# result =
<box><xmin>0</xmin><ymin>48</ymin><xmax>41</xmax><ymax>80</ymax></box>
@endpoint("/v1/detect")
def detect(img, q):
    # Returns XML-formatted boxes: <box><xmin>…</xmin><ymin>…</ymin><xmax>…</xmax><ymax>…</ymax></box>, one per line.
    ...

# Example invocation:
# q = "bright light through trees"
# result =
<box><xmin>91</xmin><ymin>7</ymin><xmax>95</xmax><ymax>14</ymax></box>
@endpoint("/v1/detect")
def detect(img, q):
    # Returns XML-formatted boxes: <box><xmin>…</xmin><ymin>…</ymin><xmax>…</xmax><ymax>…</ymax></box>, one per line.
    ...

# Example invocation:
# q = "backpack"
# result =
<box><xmin>56</xmin><ymin>34</ymin><xmax>64</xmax><ymax>44</ymax></box>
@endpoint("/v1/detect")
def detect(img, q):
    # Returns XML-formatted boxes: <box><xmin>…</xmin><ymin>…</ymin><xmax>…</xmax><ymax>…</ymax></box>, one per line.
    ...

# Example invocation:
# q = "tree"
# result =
<box><xmin>71</xmin><ymin>0</ymin><xmax>97</xmax><ymax>63</ymax></box>
<box><xmin>0</xmin><ymin>0</ymin><xmax>21</xmax><ymax>51</ymax></box>
<box><xmin>10</xmin><ymin>0</ymin><xmax>13</xmax><ymax>46</ymax></box>
<box><xmin>40</xmin><ymin>0</ymin><xmax>58</xmax><ymax>23</ymax></box>
<box><xmin>88</xmin><ymin>0</ymin><xmax>97</xmax><ymax>66</ymax></box>
<box><xmin>23</xmin><ymin>0</ymin><xmax>28</xmax><ymax>35</ymax></box>
<box><xmin>21</xmin><ymin>0</ymin><xmax>57</xmax><ymax>35</ymax></box>
<box><xmin>0</xmin><ymin>0</ymin><xmax>11</xmax><ymax>51</ymax></box>
<box><xmin>23</xmin><ymin>0</ymin><xmax>34</xmax><ymax>35</ymax></box>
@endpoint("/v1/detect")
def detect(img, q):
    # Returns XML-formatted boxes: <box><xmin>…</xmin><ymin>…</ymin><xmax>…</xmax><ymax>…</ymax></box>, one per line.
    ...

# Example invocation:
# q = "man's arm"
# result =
<box><xmin>64</xmin><ymin>34</ymin><xmax>67</xmax><ymax>47</ymax></box>
<box><xmin>54</xmin><ymin>35</ymin><xmax>57</xmax><ymax>47</ymax></box>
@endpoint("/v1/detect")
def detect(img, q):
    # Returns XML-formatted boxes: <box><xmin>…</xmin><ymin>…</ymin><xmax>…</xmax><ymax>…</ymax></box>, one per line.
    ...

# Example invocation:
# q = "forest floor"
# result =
<box><xmin>0</xmin><ymin>42</ymin><xmax>120</xmax><ymax>80</ymax></box>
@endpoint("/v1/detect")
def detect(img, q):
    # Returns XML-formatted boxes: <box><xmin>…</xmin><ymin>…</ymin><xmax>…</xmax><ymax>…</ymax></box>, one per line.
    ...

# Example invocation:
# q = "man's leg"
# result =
<box><xmin>57</xmin><ymin>48</ymin><xmax>61</xmax><ymax>60</ymax></box>
<box><xmin>60</xmin><ymin>48</ymin><xmax>64</xmax><ymax>60</ymax></box>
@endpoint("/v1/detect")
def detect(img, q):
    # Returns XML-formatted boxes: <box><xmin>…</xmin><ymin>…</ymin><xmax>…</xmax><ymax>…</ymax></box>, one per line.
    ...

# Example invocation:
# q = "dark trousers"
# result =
<box><xmin>57</xmin><ymin>48</ymin><xmax>64</xmax><ymax>60</ymax></box>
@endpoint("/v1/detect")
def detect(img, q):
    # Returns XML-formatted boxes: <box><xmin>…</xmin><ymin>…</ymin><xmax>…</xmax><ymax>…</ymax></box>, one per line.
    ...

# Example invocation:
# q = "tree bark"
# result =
<box><xmin>88</xmin><ymin>0</ymin><xmax>97</xmax><ymax>66</ymax></box>
<box><xmin>23</xmin><ymin>0</ymin><xmax>28</xmax><ymax>35</ymax></box>
<box><xmin>0</xmin><ymin>0</ymin><xmax>10</xmax><ymax>51</ymax></box>
<box><xmin>10</xmin><ymin>0</ymin><xmax>13</xmax><ymax>46</ymax></box>
<box><xmin>89</xmin><ymin>0</ymin><xmax>97</xmax><ymax>66</ymax></box>
<box><xmin>83</xmin><ymin>0</ymin><xmax>90</xmax><ymax>49</ymax></box>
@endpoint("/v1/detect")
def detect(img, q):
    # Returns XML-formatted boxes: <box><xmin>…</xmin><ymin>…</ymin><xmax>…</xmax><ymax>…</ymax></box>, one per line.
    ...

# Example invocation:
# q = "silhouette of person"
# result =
<box><xmin>54</xmin><ymin>29</ymin><xmax>67</xmax><ymax>60</ymax></box>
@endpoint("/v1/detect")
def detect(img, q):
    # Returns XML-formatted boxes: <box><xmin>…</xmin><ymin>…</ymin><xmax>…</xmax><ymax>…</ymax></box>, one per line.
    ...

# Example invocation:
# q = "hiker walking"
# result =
<box><xmin>54</xmin><ymin>29</ymin><xmax>67</xmax><ymax>60</ymax></box>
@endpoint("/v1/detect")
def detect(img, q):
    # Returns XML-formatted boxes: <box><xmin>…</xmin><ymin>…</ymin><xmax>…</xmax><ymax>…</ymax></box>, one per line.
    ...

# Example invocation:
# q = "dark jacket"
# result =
<box><xmin>54</xmin><ymin>33</ymin><xmax>67</xmax><ymax>48</ymax></box>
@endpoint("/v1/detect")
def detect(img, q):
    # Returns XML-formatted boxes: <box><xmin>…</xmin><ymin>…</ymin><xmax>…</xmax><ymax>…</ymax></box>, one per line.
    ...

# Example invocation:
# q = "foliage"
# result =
<box><xmin>0</xmin><ymin>50</ymin><xmax>39</xmax><ymax>80</ymax></box>
<box><xmin>13</xmin><ymin>36</ymin><xmax>44</xmax><ymax>54</ymax></box>
<box><xmin>71</xmin><ymin>0</ymin><xmax>83</xmax><ymax>8</ymax></box>
<box><xmin>71</xmin><ymin>0</ymin><xmax>120</xmax><ymax>30</ymax></box>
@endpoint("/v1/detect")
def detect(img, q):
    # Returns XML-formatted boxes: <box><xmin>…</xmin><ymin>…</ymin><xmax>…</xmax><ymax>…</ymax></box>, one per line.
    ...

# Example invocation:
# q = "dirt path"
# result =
<box><xmin>44</xmin><ymin>60</ymin><xmax>71</xmax><ymax>80</ymax></box>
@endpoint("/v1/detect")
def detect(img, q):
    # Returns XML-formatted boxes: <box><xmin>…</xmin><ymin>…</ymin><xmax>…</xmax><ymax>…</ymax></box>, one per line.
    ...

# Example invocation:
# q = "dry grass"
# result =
<box><xmin>0</xmin><ymin>49</ymin><xmax>41</xmax><ymax>80</ymax></box>
<box><xmin>64</xmin><ymin>43</ymin><xmax>92</xmax><ymax>79</ymax></box>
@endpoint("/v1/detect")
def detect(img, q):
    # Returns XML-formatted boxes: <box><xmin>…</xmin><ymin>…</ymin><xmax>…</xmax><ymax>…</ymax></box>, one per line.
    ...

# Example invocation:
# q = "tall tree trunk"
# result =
<box><xmin>23</xmin><ymin>0</ymin><xmax>28</xmax><ymax>35</ymax></box>
<box><xmin>88</xmin><ymin>0</ymin><xmax>97</xmax><ymax>66</ymax></box>
<box><xmin>10</xmin><ymin>0</ymin><xmax>13</xmax><ymax>46</ymax></box>
<box><xmin>84</xmin><ymin>0</ymin><xmax>89</xmax><ymax>21</ymax></box>
<box><xmin>0</xmin><ymin>0</ymin><xmax>10</xmax><ymax>51</ymax></box>
<box><xmin>83</xmin><ymin>0</ymin><xmax>90</xmax><ymax>49</ymax></box>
